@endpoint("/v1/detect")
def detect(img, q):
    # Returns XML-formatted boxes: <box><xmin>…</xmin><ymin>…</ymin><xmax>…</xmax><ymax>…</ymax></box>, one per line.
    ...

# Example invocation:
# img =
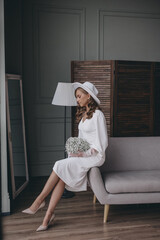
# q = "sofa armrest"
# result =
<box><xmin>88</xmin><ymin>167</ymin><xmax>108</xmax><ymax>205</ymax></box>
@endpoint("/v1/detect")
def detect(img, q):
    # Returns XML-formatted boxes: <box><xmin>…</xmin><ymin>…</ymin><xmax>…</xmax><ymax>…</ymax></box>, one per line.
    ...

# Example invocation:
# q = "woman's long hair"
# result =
<box><xmin>75</xmin><ymin>88</ymin><xmax>102</xmax><ymax>123</ymax></box>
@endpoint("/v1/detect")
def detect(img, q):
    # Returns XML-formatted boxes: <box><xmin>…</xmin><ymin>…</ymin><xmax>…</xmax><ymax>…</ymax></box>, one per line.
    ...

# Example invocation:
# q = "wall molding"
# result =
<box><xmin>36</xmin><ymin>117</ymin><xmax>71</xmax><ymax>150</ymax></box>
<box><xmin>98</xmin><ymin>10</ymin><xmax>160</xmax><ymax>60</ymax></box>
<box><xmin>33</xmin><ymin>4</ymin><xmax>86</xmax><ymax>103</ymax></box>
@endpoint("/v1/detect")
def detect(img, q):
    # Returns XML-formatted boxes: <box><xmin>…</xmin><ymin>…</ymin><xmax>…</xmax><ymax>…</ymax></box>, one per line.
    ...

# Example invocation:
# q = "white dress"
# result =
<box><xmin>53</xmin><ymin>110</ymin><xmax>108</xmax><ymax>192</ymax></box>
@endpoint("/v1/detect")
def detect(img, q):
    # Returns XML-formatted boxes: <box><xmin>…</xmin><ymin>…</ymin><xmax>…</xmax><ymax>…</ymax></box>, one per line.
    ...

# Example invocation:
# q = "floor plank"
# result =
<box><xmin>2</xmin><ymin>177</ymin><xmax>160</xmax><ymax>240</ymax></box>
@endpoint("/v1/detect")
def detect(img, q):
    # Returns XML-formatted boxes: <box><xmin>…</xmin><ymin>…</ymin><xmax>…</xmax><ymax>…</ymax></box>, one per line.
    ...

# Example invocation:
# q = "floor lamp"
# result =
<box><xmin>52</xmin><ymin>82</ymin><xmax>77</xmax><ymax>198</ymax></box>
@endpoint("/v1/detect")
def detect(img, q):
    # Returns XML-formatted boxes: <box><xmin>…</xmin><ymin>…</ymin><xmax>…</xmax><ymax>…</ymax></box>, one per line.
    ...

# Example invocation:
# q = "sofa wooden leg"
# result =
<box><xmin>103</xmin><ymin>204</ymin><xmax>109</xmax><ymax>223</ymax></box>
<box><xmin>93</xmin><ymin>194</ymin><xmax>96</xmax><ymax>204</ymax></box>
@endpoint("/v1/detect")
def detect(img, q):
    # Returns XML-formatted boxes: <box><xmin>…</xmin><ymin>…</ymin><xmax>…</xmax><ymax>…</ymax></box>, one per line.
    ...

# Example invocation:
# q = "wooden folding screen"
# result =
<box><xmin>71</xmin><ymin>60</ymin><xmax>160</xmax><ymax>138</ymax></box>
<box><xmin>154</xmin><ymin>62</ymin><xmax>160</xmax><ymax>136</ymax></box>
<box><xmin>71</xmin><ymin>61</ymin><xmax>114</xmax><ymax>137</ymax></box>
<box><xmin>114</xmin><ymin>61</ymin><xmax>154</xmax><ymax>137</ymax></box>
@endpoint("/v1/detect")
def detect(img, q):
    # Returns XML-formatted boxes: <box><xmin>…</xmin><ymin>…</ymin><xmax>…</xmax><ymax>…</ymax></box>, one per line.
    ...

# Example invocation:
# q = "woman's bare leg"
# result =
<box><xmin>29</xmin><ymin>170</ymin><xmax>59</xmax><ymax>212</ymax></box>
<box><xmin>41</xmin><ymin>179</ymin><xmax>65</xmax><ymax>226</ymax></box>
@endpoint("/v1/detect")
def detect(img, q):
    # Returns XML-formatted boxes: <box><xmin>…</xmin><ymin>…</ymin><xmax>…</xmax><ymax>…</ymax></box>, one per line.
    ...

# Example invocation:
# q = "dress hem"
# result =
<box><xmin>53</xmin><ymin>166</ymin><xmax>87</xmax><ymax>192</ymax></box>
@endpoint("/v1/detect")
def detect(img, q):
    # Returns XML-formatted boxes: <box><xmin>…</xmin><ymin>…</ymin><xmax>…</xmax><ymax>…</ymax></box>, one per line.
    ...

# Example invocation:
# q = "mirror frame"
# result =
<box><xmin>5</xmin><ymin>74</ymin><xmax>29</xmax><ymax>199</ymax></box>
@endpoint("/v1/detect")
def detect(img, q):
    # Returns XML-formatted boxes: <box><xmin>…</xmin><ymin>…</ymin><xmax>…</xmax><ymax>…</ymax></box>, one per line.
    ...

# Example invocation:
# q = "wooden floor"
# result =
<box><xmin>2</xmin><ymin>177</ymin><xmax>160</xmax><ymax>240</ymax></box>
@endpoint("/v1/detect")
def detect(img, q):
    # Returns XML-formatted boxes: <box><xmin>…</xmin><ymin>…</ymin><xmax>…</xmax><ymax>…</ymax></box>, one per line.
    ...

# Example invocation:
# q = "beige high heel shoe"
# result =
<box><xmin>36</xmin><ymin>213</ymin><xmax>55</xmax><ymax>232</ymax></box>
<box><xmin>22</xmin><ymin>201</ymin><xmax>45</xmax><ymax>215</ymax></box>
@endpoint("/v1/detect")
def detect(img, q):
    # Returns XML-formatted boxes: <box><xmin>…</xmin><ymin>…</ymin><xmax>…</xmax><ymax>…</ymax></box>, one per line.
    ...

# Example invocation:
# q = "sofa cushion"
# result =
<box><xmin>103</xmin><ymin>170</ymin><xmax>160</xmax><ymax>194</ymax></box>
<box><xmin>101</xmin><ymin>137</ymin><xmax>160</xmax><ymax>172</ymax></box>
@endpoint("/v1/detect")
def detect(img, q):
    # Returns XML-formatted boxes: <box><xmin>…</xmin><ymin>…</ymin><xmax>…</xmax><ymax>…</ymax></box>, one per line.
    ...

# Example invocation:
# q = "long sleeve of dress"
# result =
<box><xmin>91</xmin><ymin>110</ymin><xmax>108</xmax><ymax>157</ymax></box>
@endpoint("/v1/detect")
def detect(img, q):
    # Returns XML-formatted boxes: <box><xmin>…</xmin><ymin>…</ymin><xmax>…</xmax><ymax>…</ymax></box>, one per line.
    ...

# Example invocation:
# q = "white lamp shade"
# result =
<box><xmin>52</xmin><ymin>82</ymin><xmax>77</xmax><ymax>106</ymax></box>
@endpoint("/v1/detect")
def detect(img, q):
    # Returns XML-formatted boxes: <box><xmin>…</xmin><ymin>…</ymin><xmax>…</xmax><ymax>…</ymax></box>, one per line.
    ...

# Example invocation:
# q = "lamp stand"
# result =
<box><xmin>64</xmin><ymin>106</ymin><xmax>66</xmax><ymax>158</ymax></box>
<box><xmin>62</xmin><ymin>106</ymin><xmax>75</xmax><ymax>198</ymax></box>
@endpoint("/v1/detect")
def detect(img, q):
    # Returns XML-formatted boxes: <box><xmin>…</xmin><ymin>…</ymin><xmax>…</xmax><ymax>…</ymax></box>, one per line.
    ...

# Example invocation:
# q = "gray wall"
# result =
<box><xmin>22</xmin><ymin>0</ymin><xmax>160</xmax><ymax>176</ymax></box>
<box><xmin>5</xmin><ymin>0</ymin><xmax>22</xmax><ymax>74</ymax></box>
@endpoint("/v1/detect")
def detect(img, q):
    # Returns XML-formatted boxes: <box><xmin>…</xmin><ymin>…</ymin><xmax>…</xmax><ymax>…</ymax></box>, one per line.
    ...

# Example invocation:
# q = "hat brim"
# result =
<box><xmin>72</xmin><ymin>82</ymin><xmax>100</xmax><ymax>105</ymax></box>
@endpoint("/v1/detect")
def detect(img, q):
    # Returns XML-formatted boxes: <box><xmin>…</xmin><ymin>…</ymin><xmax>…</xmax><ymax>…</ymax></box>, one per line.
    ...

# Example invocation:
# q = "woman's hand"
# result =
<box><xmin>68</xmin><ymin>148</ymin><xmax>98</xmax><ymax>158</ymax></box>
<box><xmin>81</xmin><ymin>148</ymin><xmax>98</xmax><ymax>157</ymax></box>
<box><xmin>68</xmin><ymin>151</ymin><xmax>83</xmax><ymax>157</ymax></box>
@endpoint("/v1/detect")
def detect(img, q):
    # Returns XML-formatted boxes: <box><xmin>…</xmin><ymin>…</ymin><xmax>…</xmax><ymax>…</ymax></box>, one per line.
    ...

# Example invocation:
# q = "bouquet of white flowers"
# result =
<box><xmin>65</xmin><ymin>137</ymin><xmax>90</xmax><ymax>154</ymax></box>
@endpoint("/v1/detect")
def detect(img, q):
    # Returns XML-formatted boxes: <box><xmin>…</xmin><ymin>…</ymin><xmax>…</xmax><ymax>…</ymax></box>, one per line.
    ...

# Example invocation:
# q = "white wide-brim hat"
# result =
<box><xmin>72</xmin><ymin>81</ymin><xmax>100</xmax><ymax>105</ymax></box>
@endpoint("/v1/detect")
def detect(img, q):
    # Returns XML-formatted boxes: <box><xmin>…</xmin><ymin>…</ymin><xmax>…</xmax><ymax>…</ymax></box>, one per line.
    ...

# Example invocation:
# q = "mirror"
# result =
<box><xmin>6</xmin><ymin>74</ymin><xmax>29</xmax><ymax>199</ymax></box>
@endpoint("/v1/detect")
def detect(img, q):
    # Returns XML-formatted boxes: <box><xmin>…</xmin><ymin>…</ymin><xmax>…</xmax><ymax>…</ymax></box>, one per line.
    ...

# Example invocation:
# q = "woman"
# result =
<box><xmin>22</xmin><ymin>81</ymin><xmax>108</xmax><ymax>232</ymax></box>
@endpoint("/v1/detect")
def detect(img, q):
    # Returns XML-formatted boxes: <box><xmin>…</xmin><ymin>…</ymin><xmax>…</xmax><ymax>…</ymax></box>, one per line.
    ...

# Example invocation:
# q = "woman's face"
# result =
<box><xmin>75</xmin><ymin>88</ymin><xmax>90</xmax><ymax>107</ymax></box>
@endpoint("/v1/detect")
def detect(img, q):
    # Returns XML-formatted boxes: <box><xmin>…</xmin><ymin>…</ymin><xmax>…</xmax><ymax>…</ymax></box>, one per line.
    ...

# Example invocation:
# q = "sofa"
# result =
<box><xmin>88</xmin><ymin>137</ymin><xmax>160</xmax><ymax>222</ymax></box>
